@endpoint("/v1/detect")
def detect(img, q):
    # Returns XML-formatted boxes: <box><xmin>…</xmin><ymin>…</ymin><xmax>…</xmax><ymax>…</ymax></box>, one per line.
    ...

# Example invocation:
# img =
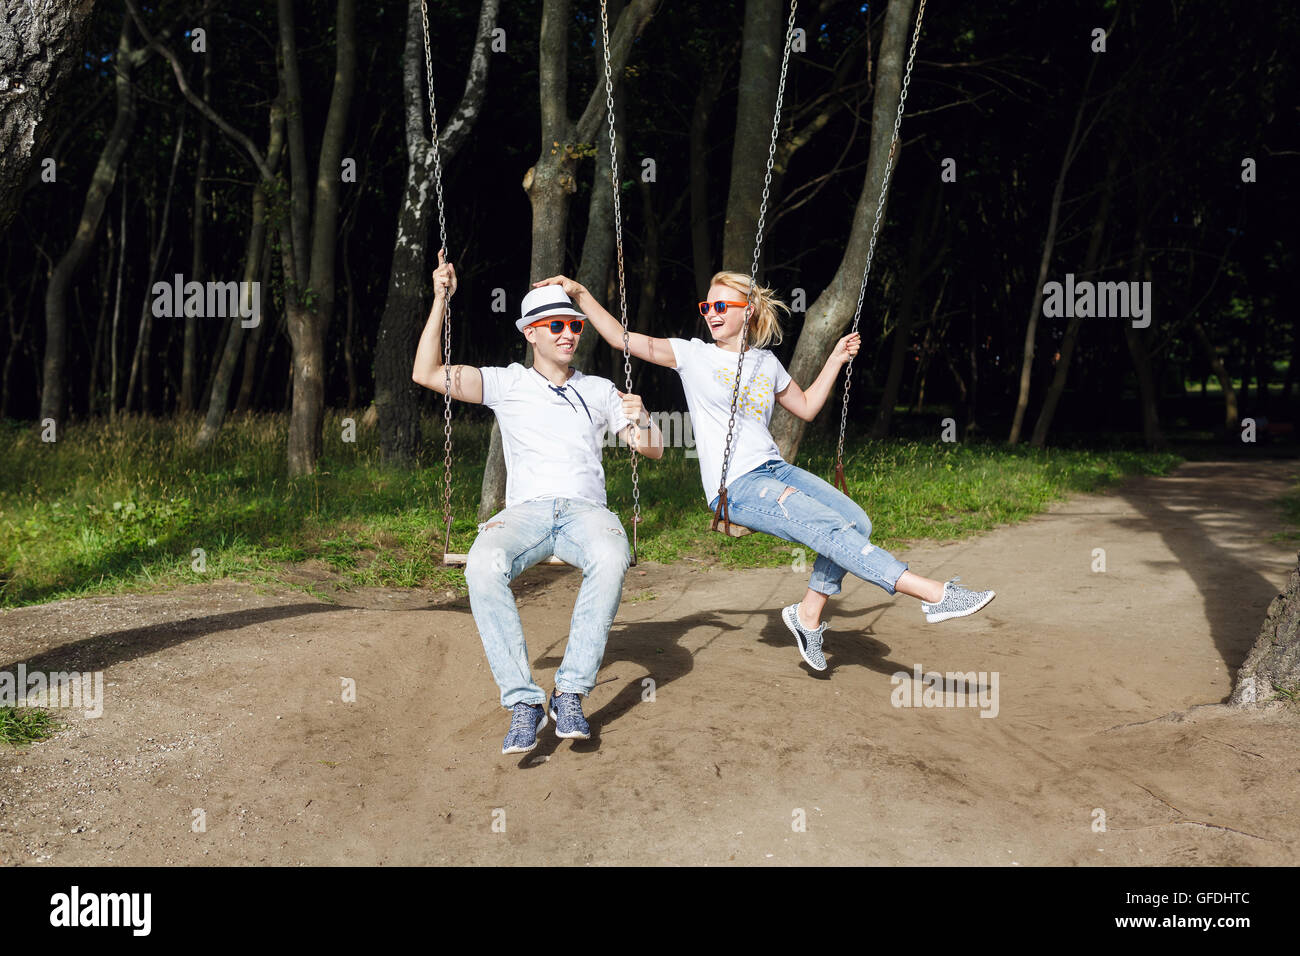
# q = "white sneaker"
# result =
<box><xmin>921</xmin><ymin>576</ymin><xmax>996</xmax><ymax>623</ymax></box>
<box><xmin>781</xmin><ymin>603</ymin><xmax>828</xmax><ymax>671</ymax></box>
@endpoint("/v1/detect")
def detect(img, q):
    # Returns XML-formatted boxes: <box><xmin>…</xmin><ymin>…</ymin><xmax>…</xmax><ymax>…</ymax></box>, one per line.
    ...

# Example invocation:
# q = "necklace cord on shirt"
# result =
<box><xmin>547</xmin><ymin>382</ymin><xmax>593</xmax><ymax>423</ymax></box>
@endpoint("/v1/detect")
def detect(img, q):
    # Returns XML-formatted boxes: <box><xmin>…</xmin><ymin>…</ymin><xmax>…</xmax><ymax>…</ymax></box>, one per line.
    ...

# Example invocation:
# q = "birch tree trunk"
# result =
<box><xmin>373</xmin><ymin>0</ymin><xmax>499</xmax><ymax>464</ymax></box>
<box><xmin>0</xmin><ymin>0</ymin><xmax>98</xmax><ymax>232</ymax></box>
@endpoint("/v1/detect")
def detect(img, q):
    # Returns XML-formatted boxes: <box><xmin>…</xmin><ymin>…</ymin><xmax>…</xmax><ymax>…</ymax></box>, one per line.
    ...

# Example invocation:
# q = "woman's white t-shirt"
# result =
<box><xmin>479</xmin><ymin>364</ymin><xmax>632</xmax><ymax>509</ymax></box>
<box><xmin>667</xmin><ymin>337</ymin><xmax>792</xmax><ymax>504</ymax></box>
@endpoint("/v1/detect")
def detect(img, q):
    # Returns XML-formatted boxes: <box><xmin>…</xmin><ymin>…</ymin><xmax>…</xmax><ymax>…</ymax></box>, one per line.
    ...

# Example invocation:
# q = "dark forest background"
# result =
<box><xmin>2</xmin><ymin>0</ymin><xmax>1296</xmax><ymax>511</ymax></box>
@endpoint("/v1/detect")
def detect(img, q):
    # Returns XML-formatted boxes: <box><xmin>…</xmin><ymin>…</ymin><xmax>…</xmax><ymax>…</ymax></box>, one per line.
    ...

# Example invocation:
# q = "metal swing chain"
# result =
<box><xmin>834</xmin><ymin>0</ymin><xmax>927</xmax><ymax>488</ymax></box>
<box><xmin>420</xmin><ymin>0</ymin><xmax>456</xmax><ymax>553</ymax></box>
<box><xmin>600</xmin><ymin>0</ymin><xmax>640</xmax><ymax>565</ymax></box>
<box><xmin>714</xmin><ymin>0</ymin><xmax>798</xmax><ymax>533</ymax></box>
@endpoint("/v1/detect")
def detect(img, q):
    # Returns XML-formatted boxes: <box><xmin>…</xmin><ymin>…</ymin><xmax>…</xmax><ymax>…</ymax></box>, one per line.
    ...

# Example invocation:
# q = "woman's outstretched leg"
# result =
<box><xmin>760</xmin><ymin>461</ymin><xmax>951</xmax><ymax>623</ymax></box>
<box><xmin>724</xmin><ymin>462</ymin><xmax>994</xmax><ymax>668</ymax></box>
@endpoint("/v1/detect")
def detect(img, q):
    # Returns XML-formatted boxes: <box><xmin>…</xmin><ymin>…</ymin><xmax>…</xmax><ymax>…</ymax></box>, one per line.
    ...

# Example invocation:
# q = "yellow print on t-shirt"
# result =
<box><xmin>713</xmin><ymin>366</ymin><xmax>775</xmax><ymax>421</ymax></box>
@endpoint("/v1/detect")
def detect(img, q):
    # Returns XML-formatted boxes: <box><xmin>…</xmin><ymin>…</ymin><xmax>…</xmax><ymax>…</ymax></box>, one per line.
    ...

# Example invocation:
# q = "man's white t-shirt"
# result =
<box><xmin>479</xmin><ymin>363</ymin><xmax>633</xmax><ymax>509</ymax></box>
<box><xmin>667</xmin><ymin>337</ymin><xmax>792</xmax><ymax>504</ymax></box>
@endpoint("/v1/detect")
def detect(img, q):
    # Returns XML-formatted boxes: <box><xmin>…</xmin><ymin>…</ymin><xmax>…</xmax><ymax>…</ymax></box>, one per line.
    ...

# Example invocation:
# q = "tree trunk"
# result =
<box><xmin>479</xmin><ymin>0</ymin><xmax>656</xmax><ymax>518</ymax></box>
<box><xmin>194</xmin><ymin>98</ymin><xmax>284</xmax><ymax>448</ymax></box>
<box><xmin>39</xmin><ymin>14</ymin><xmax>138</xmax><ymax>425</ymax></box>
<box><xmin>280</xmin><ymin>0</ymin><xmax>356</xmax><ymax>477</ymax></box>
<box><xmin>910</xmin><ymin>273</ymin><xmax>949</xmax><ymax>413</ymax></box>
<box><xmin>770</xmin><ymin>0</ymin><xmax>914</xmax><ymax>461</ymax></box>
<box><xmin>1285</xmin><ymin>309</ymin><xmax>1300</xmax><ymax>402</ymax></box>
<box><xmin>1121</xmin><ymin>239</ymin><xmax>1164</xmax><ymax>450</ymax></box>
<box><xmin>341</xmin><ymin>222</ymin><xmax>358</xmax><ymax>409</ymax></box>
<box><xmin>869</xmin><ymin>179</ymin><xmax>943</xmax><ymax>439</ymax></box>
<box><xmin>1232</xmin><ymin>555</ymin><xmax>1300</xmax><ymax>707</ymax></box>
<box><xmin>1191</xmin><ymin>320</ymin><xmax>1238</xmax><ymax>434</ymax></box>
<box><xmin>234</xmin><ymin>243</ymin><xmax>275</xmax><ymax>414</ymax></box>
<box><xmin>108</xmin><ymin>180</ymin><xmax>127</xmax><ymax>418</ymax></box>
<box><xmin>721</xmin><ymin>0</ymin><xmax>784</xmax><ymax>270</ymax></box>
<box><xmin>1</xmin><ymin>246</ymin><xmax>40</xmax><ymax>417</ymax></box>
<box><xmin>0</xmin><ymin>0</ymin><xmax>98</xmax><ymax>233</ymax></box>
<box><xmin>1007</xmin><ymin>57</ymin><xmax>1103</xmax><ymax>444</ymax></box>
<box><xmin>125</xmin><ymin>116</ymin><xmax>185</xmax><ymax>416</ymax></box>
<box><xmin>87</xmin><ymin>204</ymin><xmax>116</xmax><ymax>414</ymax></box>
<box><xmin>181</xmin><ymin>9</ymin><xmax>212</xmax><ymax>413</ymax></box>
<box><xmin>690</xmin><ymin>48</ymin><xmax>733</xmax><ymax>297</ymax></box>
<box><xmin>374</xmin><ymin>0</ymin><xmax>500</xmax><ymax>464</ymax></box>
<box><xmin>1029</xmin><ymin>150</ymin><xmax>1119</xmax><ymax>447</ymax></box>
<box><xmin>572</xmin><ymin>51</ymin><xmax>623</xmax><ymax>374</ymax></box>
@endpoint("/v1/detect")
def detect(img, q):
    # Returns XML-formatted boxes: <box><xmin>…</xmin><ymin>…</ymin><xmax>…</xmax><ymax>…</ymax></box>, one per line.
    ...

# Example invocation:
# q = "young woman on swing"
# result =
<box><xmin>531</xmin><ymin>270</ymin><xmax>995</xmax><ymax>672</ymax></box>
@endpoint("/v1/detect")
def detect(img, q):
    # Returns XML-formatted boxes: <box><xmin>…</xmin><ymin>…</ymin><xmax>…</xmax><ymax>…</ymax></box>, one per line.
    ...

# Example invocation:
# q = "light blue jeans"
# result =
<box><xmin>465</xmin><ymin>497</ymin><xmax>630</xmax><ymax>708</ymax></box>
<box><xmin>711</xmin><ymin>459</ymin><xmax>909</xmax><ymax>596</ymax></box>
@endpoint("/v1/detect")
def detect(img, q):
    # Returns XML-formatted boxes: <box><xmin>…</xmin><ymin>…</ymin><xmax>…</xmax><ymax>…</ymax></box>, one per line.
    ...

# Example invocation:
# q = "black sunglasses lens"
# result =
<box><xmin>570</xmin><ymin>320</ymin><xmax>583</xmax><ymax>333</ymax></box>
<box><xmin>548</xmin><ymin>320</ymin><xmax>564</xmax><ymax>333</ymax></box>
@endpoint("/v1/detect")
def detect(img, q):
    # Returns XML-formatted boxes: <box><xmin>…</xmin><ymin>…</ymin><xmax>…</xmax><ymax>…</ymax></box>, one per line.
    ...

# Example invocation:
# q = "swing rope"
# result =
<box><xmin>712</xmin><ymin>0</ymin><xmax>799</xmax><ymax>537</ymax></box>
<box><xmin>833</xmin><ymin>0</ymin><xmax>927</xmax><ymax>493</ymax></box>
<box><xmin>599</xmin><ymin>0</ymin><xmax>641</xmax><ymax>567</ymax></box>
<box><xmin>419</xmin><ymin>0</ymin><xmax>456</xmax><ymax>556</ymax></box>
<box><xmin>425</xmin><ymin>1</ymin><xmax>641</xmax><ymax>567</ymax></box>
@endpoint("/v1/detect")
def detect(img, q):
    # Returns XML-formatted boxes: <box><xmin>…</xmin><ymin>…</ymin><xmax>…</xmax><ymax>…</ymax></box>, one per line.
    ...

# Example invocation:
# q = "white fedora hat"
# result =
<box><xmin>517</xmin><ymin>286</ymin><xmax>585</xmax><ymax>333</ymax></box>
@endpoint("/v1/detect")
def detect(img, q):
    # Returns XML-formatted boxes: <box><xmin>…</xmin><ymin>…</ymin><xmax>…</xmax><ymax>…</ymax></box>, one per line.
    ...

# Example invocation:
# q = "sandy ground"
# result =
<box><xmin>1</xmin><ymin>460</ymin><xmax>1298</xmax><ymax>866</ymax></box>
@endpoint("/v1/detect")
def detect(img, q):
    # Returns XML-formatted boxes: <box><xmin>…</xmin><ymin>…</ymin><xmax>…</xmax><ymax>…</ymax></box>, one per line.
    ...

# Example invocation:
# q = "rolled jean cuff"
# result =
<box><xmin>809</xmin><ymin>555</ymin><xmax>844</xmax><ymax>596</ymax></box>
<box><xmin>808</xmin><ymin>577</ymin><xmax>841</xmax><ymax>597</ymax></box>
<box><xmin>553</xmin><ymin>681</ymin><xmax>590</xmax><ymax>697</ymax></box>
<box><xmin>876</xmin><ymin>560</ymin><xmax>908</xmax><ymax>596</ymax></box>
<box><xmin>502</xmin><ymin>691</ymin><xmax>546</xmax><ymax>709</ymax></box>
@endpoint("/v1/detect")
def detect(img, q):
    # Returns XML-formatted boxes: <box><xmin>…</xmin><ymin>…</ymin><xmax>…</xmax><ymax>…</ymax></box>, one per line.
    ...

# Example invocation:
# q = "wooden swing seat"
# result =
<box><xmin>711</xmin><ymin>519</ymin><xmax>754</xmax><ymax>538</ymax></box>
<box><xmin>442</xmin><ymin>553</ymin><xmax>571</xmax><ymax>568</ymax></box>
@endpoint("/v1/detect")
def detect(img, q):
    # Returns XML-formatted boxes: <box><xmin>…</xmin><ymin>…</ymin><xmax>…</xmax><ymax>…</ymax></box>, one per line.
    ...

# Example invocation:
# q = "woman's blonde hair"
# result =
<box><xmin>709</xmin><ymin>271</ymin><xmax>789</xmax><ymax>350</ymax></box>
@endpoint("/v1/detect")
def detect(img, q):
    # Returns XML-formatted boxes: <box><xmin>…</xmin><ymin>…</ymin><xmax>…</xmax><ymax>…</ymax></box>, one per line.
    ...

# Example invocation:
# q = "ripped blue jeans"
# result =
<box><xmin>465</xmin><ymin>497</ymin><xmax>630</xmax><ymax>708</ymax></box>
<box><xmin>711</xmin><ymin>459</ymin><xmax>909</xmax><ymax>596</ymax></box>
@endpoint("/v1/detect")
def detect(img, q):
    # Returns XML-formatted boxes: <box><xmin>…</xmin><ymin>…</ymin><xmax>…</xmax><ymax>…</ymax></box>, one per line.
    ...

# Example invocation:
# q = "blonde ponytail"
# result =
<box><xmin>709</xmin><ymin>271</ymin><xmax>789</xmax><ymax>350</ymax></box>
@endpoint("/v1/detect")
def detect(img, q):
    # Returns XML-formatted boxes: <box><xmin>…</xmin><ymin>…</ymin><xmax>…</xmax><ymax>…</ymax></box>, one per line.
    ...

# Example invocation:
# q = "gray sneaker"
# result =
<box><xmin>502</xmin><ymin>702</ymin><xmax>547</xmax><ymax>755</ymax></box>
<box><xmin>921</xmin><ymin>576</ymin><xmax>995</xmax><ymax>623</ymax></box>
<box><xmin>782</xmin><ymin>603</ymin><xmax>828</xmax><ymax>671</ymax></box>
<box><xmin>549</xmin><ymin>689</ymin><xmax>591</xmax><ymax>740</ymax></box>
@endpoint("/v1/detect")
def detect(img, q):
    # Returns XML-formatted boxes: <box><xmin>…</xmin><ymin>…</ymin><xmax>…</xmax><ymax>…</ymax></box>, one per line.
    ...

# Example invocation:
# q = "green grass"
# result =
<box><xmin>0</xmin><ymin>412</ymin><xmax>1184</xmax><ymax>608</ymax></box>
<box><xmin>0</xmin><ymin>706</ymin><xmax>58</xmax><ymax>745</ymax></box>
<box><xmin>1272</xmin><ymin>480</ymin><xmax>1300</xmax><ymax>544</ymax></box>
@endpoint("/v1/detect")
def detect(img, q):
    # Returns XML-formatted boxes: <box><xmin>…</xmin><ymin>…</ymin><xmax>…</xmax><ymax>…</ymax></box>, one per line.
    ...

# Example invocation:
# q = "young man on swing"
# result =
<box><xmin>413</xmin><ymin>252</ymin><xmax>665</xmax><ymax>755</ymax></box>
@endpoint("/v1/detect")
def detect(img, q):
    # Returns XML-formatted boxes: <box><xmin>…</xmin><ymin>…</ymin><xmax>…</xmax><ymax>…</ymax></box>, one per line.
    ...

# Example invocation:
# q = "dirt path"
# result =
<box><xmin>2</xmin><ymin>460</ymin><xmax>1298</xmax><ymax>865</ymax></box>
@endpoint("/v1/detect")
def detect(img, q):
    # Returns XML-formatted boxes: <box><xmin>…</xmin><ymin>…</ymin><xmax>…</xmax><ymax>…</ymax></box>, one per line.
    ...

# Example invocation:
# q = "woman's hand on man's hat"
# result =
<box><xmin>533</xmin><ymin>274</ymin><xmax>586</xmax><ymax>300</ymax></box>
